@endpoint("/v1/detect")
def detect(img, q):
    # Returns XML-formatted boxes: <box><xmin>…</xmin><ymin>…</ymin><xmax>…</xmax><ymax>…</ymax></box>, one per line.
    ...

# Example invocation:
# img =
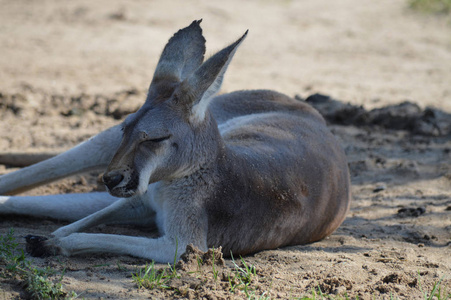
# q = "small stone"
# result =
<box><xmin>333</xmin><ymin>286</ymin><xmax>347</xmax><ymax>295</ymax></box>
<box><xmin>373</xmin><ymin>183</ymin><xmax>386</xmax><ymax>193</ymax></box>
<box><xmin>397</xmin><ymin>207</ymin><xmax>426</xmax><ymax>218</ymax></box>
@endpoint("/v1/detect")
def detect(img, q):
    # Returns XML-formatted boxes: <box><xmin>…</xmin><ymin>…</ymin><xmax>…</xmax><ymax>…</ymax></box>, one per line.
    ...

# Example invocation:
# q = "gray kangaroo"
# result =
<box><xmin>0</xmin><ymin>20</ymin><xmax>351</xmax><ymax>263</ymax></box>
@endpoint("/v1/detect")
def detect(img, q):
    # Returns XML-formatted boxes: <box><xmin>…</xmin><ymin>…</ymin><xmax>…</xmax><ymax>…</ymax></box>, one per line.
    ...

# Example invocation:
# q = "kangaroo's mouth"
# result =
<box><xmin>108</xmin><ymin>186</ymin><xmax>137</xmax><ymax>198</ymax></box>
<box><xmin>104</xmin><ymin>171</ymin><xmax>140</xmax><ymax>198</ymax></box>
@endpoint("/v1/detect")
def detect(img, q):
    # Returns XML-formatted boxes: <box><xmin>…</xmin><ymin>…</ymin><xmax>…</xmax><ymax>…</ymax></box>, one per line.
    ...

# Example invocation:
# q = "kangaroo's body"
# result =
<box><xmin>0</xmin><ymin>21</ymin><xmax>351</xmax><ymax>262</ymax></box>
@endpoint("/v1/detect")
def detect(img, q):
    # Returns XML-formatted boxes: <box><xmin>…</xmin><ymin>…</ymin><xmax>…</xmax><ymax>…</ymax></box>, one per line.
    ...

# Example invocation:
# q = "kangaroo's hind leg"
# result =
<box><xmin>0</xmin><ymin>124</ymin><xmax>123</xmax><ymax>195</ymax></box>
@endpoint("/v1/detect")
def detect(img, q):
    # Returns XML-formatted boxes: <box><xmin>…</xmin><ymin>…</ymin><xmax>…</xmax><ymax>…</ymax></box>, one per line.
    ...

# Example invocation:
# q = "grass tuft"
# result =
<box><xmin>228</xmin><ymin>252</ymin><xmax>258</xmax><ymax>297</ymax></box>
<box><xmin>132</xmin><ymin>238</ymin><xmax>180</xmax><ymax>290</ymax></box>
<box><xmin>132</xmin><ymin>261</ymin><xmax>174</xmax><ymax>290</ymax></box>
<box><xmin>0</xmin><ymin>228</ymin><xmax>77</xmax><ymax>299</ymax></box>
<box><xmin>418</xmin><ymin>272</ymin><xmax>450</xmax><ymax>300</ymax></box>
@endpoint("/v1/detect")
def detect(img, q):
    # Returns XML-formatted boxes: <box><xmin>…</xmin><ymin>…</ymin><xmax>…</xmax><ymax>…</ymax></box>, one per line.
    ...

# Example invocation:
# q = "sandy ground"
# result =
<box><xmin>0</xmin><ymin>0</ymin><xmax>450</xmax><ymax>299</ymax></box>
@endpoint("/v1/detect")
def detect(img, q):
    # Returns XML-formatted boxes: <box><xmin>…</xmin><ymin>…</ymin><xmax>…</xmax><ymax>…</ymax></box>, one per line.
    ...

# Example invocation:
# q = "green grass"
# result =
<box><xmin>228</xmin><ymin>252</ymin><xmax>258</xmax><ymax>297</ymax></box>
<box><xmin>132</xmin><ymin>237</ymin><xmax>179</xmax><ymax>290</ymax></box>
<box><xmin>132</xmin><ymin>260</ymin><xmax>177</xmax><ymax>290</ymax></box>
<box><xmin>211</xmin><ymin>247</ymin><xmax>219</xmax><ymax>282</ymax></box>
<box><xmin>418</xmin><ymin>272</ymin><xmax>450</xmax><ymax>300</ymax></box>
<box><xmin>409</xmin><ymin>0</ymin><xmax>451</xmax><ymax>15</ymax></box>
<box><xmin>131</xmin><ymin>246</ymin><xmax>264</xmax><ymax>299</ymax></box>
<box><xmin>297</xmin><ymin>286</ymin><xmax>357</xmax><ymax>300</ymax></box>
<box><xmin>0</xmin><ymin>228</ymin><xmax>77</xmax><ymax>299</ymax></box>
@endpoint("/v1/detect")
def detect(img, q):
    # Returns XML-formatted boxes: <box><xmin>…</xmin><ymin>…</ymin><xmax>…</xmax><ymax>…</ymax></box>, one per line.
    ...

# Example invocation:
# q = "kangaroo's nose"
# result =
<box><xmin>103</xmin><ymin>173</ymin><xmax>124</xmax><ymax>190</ymax></box>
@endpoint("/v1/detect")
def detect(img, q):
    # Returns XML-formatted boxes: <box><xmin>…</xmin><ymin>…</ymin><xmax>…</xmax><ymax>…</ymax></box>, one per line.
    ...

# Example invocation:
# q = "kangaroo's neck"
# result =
<box><xmin>187</xmin><ymin>112</ymin><xmax>253</xmax><ymax>183</ymax></box>
<box><xmin>195</xmin><ymin>111</ymin><xmax>226</xmax><ymax>166</ymax></box>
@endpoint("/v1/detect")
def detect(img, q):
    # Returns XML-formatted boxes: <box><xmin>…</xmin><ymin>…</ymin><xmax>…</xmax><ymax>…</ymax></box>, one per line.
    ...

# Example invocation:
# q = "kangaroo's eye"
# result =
<box><xmin>147</xmin><ymin>136</ymin><xmax>171</xmax><ymax>143</ymax></box>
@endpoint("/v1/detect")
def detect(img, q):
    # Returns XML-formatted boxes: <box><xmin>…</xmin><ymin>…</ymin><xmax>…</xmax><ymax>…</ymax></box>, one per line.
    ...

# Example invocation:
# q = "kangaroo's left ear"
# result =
<box><xmin>148</xmin><ymin>20</ymin><xmax>206</xmax><ymax>101</ymax></box>
<box><xmin>179</xmin><ymin>30</ymin><xmax>248</xmax><ymax>123</ymax></box>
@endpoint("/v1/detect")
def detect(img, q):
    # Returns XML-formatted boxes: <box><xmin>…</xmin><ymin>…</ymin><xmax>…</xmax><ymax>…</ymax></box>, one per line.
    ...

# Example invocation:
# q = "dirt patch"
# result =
<box><xmin>301</xmin><ymin>94</ymin><xmax>451</xmax><ymax>136</ymax></box>
<box><xmin>1</xmin><ymin>0</ymin><xmax>451</xmax><ymax>299</ymax></box>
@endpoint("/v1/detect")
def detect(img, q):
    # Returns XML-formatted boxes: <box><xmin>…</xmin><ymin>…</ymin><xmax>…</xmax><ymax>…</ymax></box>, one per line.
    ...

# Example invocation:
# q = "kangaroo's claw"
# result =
<box><xmin>25</xmin><ymin>235</ymin><xmax>60</xmax><ymax>257</ymax></box>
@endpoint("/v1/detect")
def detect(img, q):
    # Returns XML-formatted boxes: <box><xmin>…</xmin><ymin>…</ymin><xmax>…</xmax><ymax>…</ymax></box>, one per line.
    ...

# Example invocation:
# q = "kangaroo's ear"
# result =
<box><xmin>181</xmin><ymin>30</ymin><xmax>248</xmax><ymax>122</ymax></box>
<box><xmin>151</xmin><ymin>20</ymin><xmax>206</xmax><ymax>85</ymax></box>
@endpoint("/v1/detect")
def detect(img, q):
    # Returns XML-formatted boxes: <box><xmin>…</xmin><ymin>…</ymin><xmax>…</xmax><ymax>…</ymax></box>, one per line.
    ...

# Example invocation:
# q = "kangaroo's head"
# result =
<box><xmin>102</xmin><ymin>20</ymin><xmax>247</xmax><ymax>198</ymax></box>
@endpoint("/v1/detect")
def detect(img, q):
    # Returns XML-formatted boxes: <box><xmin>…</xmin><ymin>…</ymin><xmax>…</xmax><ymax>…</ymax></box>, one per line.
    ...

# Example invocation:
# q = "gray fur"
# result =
<box><xmin>150</xmin><ymin>20</ymin><xmax>205</xmax><ymax>86</ymax></box>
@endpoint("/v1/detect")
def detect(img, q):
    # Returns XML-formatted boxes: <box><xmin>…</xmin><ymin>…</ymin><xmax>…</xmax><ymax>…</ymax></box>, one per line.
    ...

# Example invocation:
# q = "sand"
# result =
<box><xmin>0</xmin><ymin>0</ymin><xmax>450</xmax><ymax>299</ymax></box>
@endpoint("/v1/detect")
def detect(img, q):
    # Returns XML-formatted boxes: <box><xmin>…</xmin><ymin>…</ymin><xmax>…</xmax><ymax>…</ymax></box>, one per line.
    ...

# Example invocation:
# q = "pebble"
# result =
<box><xmin>333</xmin><ymin>286</ymin><xmax>347</xmax><ymax>294</ymax></box>
<box><xmin>373</xmin><ymin>183</ymin><xmax>386</xmax><ymax>193</ymax></box>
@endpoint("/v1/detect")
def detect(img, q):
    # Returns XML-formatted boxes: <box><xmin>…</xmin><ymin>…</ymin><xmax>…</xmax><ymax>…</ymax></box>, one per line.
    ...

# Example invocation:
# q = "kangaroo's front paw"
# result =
<box><xmin>25</xmin><ymin>235</ymin><xmax>60</xmax><ymax>257</ymax></box>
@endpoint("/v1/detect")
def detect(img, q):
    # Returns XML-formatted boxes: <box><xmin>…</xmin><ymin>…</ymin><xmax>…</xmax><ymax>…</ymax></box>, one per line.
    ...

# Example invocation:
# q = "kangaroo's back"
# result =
<box><xmin>209</xmin><ymin>90</ymin><xmax>323</xmax><ymax>124</ymax></box>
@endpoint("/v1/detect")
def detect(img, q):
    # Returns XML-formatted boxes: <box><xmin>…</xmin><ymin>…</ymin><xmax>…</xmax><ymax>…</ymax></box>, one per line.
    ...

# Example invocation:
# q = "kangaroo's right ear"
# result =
<box><xmin>180</xmin><ymin>30</ymin><xmax>248</xmax><ymax>123</ymax></box>
<box><xmin>151</xmin><ymin>20</ymin><xmax>206</xmax><ymax>85</ymax></box>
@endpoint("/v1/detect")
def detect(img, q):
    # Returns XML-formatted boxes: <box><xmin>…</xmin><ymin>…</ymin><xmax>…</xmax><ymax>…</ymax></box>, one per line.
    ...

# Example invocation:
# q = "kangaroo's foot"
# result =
<box><xmin>25</xmin><ymin>235</ymin><xmax>60</xmax><ymax>257</ymax></box>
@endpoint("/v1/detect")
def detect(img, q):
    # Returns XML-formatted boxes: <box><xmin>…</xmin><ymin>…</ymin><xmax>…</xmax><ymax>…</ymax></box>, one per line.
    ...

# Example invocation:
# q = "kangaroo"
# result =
<box><xmin>0</xmin><ymin>20</ymin><xmax>351</xmax><ymax>263</ymax></box>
